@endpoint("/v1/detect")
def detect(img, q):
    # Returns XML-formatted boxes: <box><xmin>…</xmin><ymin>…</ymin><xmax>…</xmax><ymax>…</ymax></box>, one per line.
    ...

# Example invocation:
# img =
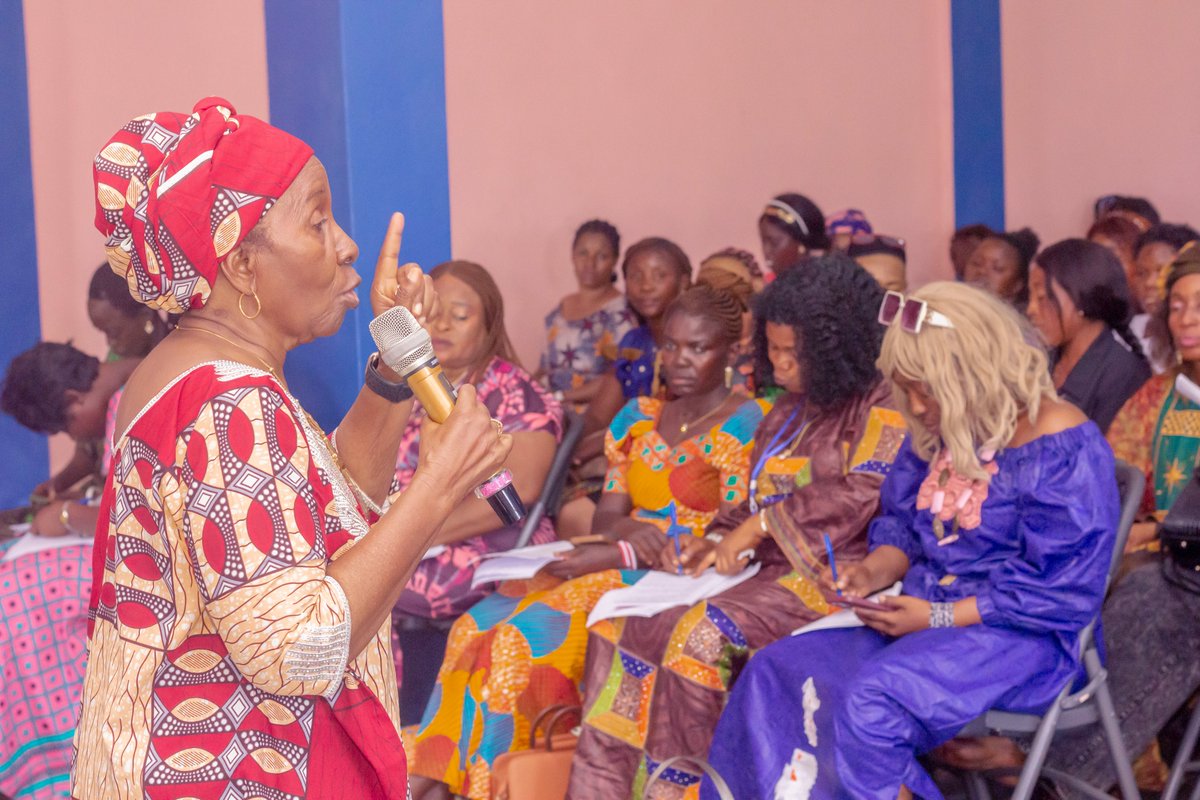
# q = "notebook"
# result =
<box><xmin>790</xmin><ymin>582</ymin><xmax>904</xmax><ymax>636</ymax></box>
<box><xmin>470</xmin><ymin>541</ymin><xmax>575</xmax><ymax>587</ymax></box>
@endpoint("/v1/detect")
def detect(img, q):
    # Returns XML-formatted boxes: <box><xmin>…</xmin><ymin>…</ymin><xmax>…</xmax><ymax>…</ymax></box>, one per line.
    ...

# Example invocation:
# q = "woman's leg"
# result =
<box><xmin>835</xmin><ymin>625</ymin><xmax>1072</xmax><ymax>800</ymax></box>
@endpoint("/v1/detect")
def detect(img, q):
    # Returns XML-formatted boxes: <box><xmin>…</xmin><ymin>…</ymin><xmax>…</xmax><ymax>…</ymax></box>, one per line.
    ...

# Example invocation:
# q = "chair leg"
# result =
<box><xmin>1164</xmin><ymin>705</ymin><xmax>1200</xmax><ymax>800</ymax></box>
<box><xmin>963</xmin><ymin>770</ymin><xmax>992</xmax><ymax>800</ymax></box>
<box><xmin>1011</xmin><ymin>688</ymin><xmax>1070</xmax><ymax>800</ymax></box>
<box><xmin>1093</xmin><ymin>681</ymin><xmax>1141</xmax><ymax>800</ymax></box>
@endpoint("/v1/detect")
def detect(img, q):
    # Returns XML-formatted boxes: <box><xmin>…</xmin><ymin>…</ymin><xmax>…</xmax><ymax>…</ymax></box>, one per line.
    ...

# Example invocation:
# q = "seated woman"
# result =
<box><xmin>1109</xmin><ymin>244</ymin><xmax>1200</xmax><ymax>552</ymax></box>
<box><xmin>758</xmin><ymin>192</ymin><xmax>829</xmax><ymax>276</ymax></box>
<box><xmin>707</xmin><ymin>282</ymin><xmax>1117</xmax><ymax>800</ymax></box>
<box><xmin>1131</xmin><ymin>224</ymin><xmax>1199</xmax><ymax>372</ymax></box>
<box><xmin>539</xmin><ymin>219</ymin><xmax>636</xmax><ymax>409</ymax></box>
<box><xmin>390</xmin><ymin>260</ymin><xmax>562</xmax><ymax>633</ymax></box>
<box><xmin>567</xmin><ymin>255</ymin><xmax>905</xmax><ymax>800</ymax></box>
<box><xmin>1026</xmin><ymin>238</ymin><xmax>1150</xmax><ymax>432</ymax></box>
<box><xmin>696</xmin><ymin>248</ymin><xmax>763</xmax><ymax>392</ymax></box>
<box><xmin>0</xmin><ymin>342</ymin><xmax>132</xmax><ymax>799</ymax></box>
<box><xmin>950</xmin><ymin>223</ymin><xmax>994</xmax><ymax>281</ymax></box>
<box><xmin>27</xmin><ymin>266</ymin><xmax>166</xmax><ymax>502</ymax></box>
<box><xmin>2</xmin><ymin>342</ymin><xmax>136</xmax><ymax>535</ymax></box>
<box><xmin>963</xmin><ymin>227</ymin><xmax>1040</xmax><ymax>310</ymax></box>
<box><xmin>1088</xmin><ymin>213</ymin><xmax>1145</xmax><ymax>306</ymax></box>
<box><xmin>406</xmin><ymin>282</ymin><xmax>767</xmax><ymax>800</ymax></box>
<box><xmin>564</xmin><ymin>237</ymin><xmax>693</xmax><ymax>531</ymax></box>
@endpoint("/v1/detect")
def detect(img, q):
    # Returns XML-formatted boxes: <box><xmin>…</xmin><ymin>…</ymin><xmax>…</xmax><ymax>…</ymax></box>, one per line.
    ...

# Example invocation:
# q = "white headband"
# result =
<box><xmin>764</xmin><ymin>200</ymin><xmax>810</xmax><ymax>238</ymax></box>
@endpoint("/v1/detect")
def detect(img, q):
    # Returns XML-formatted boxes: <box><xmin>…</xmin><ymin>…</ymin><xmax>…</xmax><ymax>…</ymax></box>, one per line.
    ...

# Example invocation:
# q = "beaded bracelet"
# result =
<box><xmin>929</xmin><ymin>601</ymin><xmax>955</xmax><ymax>628</ymax></box>
<box><xmin>616</xmin><ymin>540</ymin><xmax>638</xmax><ymax>570</ymax></box>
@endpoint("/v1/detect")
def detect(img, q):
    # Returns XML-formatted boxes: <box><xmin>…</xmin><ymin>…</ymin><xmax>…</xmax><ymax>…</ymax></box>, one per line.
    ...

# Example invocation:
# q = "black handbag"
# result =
<box><xmin>1159</xmin><ymin>466</ymin><xmax>1200</xmax><ymax>593</ymax></box>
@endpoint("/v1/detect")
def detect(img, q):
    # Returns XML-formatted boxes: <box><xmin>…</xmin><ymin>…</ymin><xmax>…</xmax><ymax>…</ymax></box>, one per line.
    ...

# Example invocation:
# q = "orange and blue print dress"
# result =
<box><xmin>403</xmin><ymin>395</ymin><xmax>768</xmax><ymax>800</ymax></box>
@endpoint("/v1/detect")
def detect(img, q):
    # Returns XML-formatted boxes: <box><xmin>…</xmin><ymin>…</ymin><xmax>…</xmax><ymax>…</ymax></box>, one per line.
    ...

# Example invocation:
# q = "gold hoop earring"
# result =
<box><xmin>238</xmin><ymin>291</ymin><xmax>262</xmax><ymax>320</ymax></box>
<box><xmin>724</xmin><ymin>365</ymin><xmax>735</xmax><ymax>389</ymax></box>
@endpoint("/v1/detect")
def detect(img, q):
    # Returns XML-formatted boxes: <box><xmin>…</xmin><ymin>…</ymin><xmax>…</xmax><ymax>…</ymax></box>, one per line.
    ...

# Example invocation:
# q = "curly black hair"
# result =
<box><xmin>0</xmin><ymin>342</ymin><xmax>100</xmax><ymax>434</ymax></box>
<box><xmin>752</xmin><ymin>252</ymin><xmax>884</xmax><ymax>408</ymax></box>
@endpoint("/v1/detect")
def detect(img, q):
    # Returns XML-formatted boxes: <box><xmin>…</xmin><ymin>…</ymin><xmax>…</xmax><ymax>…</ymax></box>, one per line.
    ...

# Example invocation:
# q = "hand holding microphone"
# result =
<box><xmin>370</xmin><ymin>306</ymin><xmax>527</xmax><ymax>525</ymax></box>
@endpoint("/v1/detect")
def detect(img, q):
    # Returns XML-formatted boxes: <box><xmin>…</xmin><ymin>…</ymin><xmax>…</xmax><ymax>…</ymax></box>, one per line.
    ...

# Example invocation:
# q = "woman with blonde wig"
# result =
<box><xmin>705</xmin><ymin>283</ymin><xmax>1119</xmax><ymax>800</ymax></box>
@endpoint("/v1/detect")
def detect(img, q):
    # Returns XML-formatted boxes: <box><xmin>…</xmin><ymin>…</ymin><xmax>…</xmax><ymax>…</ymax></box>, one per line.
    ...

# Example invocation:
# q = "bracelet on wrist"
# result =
<box><xmin>364</xmin><ymin>352</ymin><xmax>414</xmax><ymax>403</ymax></box>
<box><xmin>58</xmin><ymin>502</ymin><xmax>72</xmax><ymax>533</ymax></box>
<box><xmin>616</xmin><ymin>540</ymin><xmax>638</xmax><ymax>570</ymax></box>
<box><xmin>929</xmin><ymin>601</ymin><xmax>955</xmax><ymax>628</ymax></box>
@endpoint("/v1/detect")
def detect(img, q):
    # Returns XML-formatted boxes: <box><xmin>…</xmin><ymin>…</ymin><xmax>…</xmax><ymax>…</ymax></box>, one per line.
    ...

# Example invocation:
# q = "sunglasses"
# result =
<box><xmin>878</xmin><ymin>291</ymin><xmax>955</xmax><ymax>334</ymax></box>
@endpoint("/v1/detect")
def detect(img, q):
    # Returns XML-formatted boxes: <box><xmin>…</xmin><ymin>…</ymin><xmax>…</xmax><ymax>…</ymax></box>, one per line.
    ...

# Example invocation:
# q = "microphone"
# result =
<box><xmin>370</xmin><ymin>306</ymin><xmax>526</xmax><ymax>526</ymax></box>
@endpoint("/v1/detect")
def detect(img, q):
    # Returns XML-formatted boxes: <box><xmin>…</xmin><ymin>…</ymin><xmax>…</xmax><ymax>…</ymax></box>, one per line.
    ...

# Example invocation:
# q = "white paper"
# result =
<box><xmin>790</xmin><ymin>582</ymin><xmax>904</xmax><ymax>636</ymax></box>
<box><xmin>471</xmin><ymin>541</ymin><xmax>576</xmax><ymax>588</ymax></box>
<box><xmin>586</xmin><ymin>563</ymin><xmax>762</xmax><ymax>627</ymax></box>
<box><xmin>3</xmin><ymin>532</ymin><xmax>93</xmax><ymax>562</ymax></box>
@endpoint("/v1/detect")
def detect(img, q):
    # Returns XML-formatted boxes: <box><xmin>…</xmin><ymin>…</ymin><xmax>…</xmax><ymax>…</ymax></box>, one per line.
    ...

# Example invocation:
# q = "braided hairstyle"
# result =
<box><xmin>573</xmin><ymin>219</ymin><xmax>620</xmax><ymax>256</ymax></box>
<box><xmin>662</xmin><ymin>263</ymin><xmax>753</xmax><ymax>348</ymax></box>
<box><xmin>752</xmin><ymin>252</ymin><xmax>884</xmax><ymax>407</ymax></box>
<box><xmin>1034</xmin><ymin>238</ymin><xmax>1143</xmax><ymax>357</ymax></box>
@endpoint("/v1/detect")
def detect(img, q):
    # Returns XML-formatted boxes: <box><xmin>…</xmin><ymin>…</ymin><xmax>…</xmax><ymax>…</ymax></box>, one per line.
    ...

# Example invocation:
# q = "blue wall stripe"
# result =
<box><xmin>0</xmin><ymin>1</ymin><xmax>49</xmax><ymax>508</ymax></box>
<box><xmin>950</xmin><ymin>0</ymin><xmax>1005</xmax><ymax>231</ymax></box>
<box><xmin>263</xmin><ymin>0</ymin><xmax>452</xmax><ymax>428</ymax></box>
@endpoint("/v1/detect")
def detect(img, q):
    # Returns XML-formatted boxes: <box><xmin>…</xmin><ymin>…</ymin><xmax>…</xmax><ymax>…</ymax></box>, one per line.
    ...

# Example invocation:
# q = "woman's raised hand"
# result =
<box><xmin>371</xmin><ymin>212</ymin><xmax>438</xmax><ymax>324</ymax></box>
<box><xmin>413</xmin><ymin>384</ymin><xmax>512</xmax><ymax>503</ymax></box>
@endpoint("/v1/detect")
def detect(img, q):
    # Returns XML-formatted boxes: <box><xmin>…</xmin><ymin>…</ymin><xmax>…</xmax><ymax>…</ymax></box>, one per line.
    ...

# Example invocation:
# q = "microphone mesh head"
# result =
<box><xmin>370</xmin><ymin>306</ymin><xmax>435</xmax><ymax>376</ymax></box>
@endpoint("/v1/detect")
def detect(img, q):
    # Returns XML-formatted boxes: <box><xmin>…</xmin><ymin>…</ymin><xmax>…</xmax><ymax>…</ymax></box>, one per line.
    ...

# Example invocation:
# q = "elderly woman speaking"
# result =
<box><xmin>71</xmin><ymin>98</ymin><xmax>509</xmax><ymax>799</ymax></box>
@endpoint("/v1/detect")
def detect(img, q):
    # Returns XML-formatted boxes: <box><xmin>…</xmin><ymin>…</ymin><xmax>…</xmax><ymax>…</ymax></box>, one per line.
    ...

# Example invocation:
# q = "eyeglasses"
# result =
<box><xmin>851</xmin><ymin>233</ymin><xmax>906</xmax><ymax>251</ymax></box>
<box><xmin>878</xmin><ymin>290</ymin><xmax>954</xmax><ymax>333</ymax></box>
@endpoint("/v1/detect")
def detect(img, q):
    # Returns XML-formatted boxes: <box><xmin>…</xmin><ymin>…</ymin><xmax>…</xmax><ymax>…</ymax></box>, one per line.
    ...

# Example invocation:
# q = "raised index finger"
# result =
<box><xmin>373</xmin><ymin>212</ymin><xmax>406</xmax><ymax>284</ymax></box>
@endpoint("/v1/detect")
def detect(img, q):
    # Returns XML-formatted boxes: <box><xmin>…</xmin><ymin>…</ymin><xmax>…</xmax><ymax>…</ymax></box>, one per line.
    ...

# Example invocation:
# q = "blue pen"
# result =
<box><xmin>667</xmin><ymin>503</ymin><xmax>685</xmax><ymax>575</ymax></box>
<box><xmin>823</xmin><ymin>533</ymin><xmax>842</xmax><ymax>595</ymax></box>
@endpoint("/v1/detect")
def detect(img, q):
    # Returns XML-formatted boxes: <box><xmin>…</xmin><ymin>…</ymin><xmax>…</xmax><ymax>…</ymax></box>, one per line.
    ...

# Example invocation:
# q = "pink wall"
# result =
<box><xmin>23</xmin><ymin>0</ymin><xmax>269</xmax><ymax>468</ymax></box>
<box><xmin>1003</xmin><ymin>1</ymin><xmax>1200</xmax><ymax>245</ymax></box>
<box><xmin>442</xmin><ymin>1</ymin><xmax>956</xmax><ymax>368</ymax></box>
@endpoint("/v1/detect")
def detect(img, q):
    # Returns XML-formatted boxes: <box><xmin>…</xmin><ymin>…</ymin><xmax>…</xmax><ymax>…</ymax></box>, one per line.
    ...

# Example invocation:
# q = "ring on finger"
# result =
<box><xmin>491</xmin><ymin>418</ymin><xmax>504</xmax><ymax>435</ymax></box>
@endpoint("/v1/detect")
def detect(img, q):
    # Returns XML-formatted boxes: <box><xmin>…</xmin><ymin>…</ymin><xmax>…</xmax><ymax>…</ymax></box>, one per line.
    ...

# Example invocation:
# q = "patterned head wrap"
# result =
<box><xmin>826</xmin><ymin>208</ymin><xmax>873</xmax><ymax>238</ymax></box>
<box><xmin>93</xmin><ymin>97</ymin><xmax>313</xmax><ymax>313</ymax></box>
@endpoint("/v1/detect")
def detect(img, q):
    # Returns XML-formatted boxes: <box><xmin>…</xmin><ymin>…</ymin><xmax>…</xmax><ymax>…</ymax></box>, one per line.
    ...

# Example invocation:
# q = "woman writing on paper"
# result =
<box><xmin>706</xmin><ymin>282</ymin><xmax>1117</xmax><ymax>800</ymax></box>
<box><xmin>406</xmin><ymin>276</ymin><xmax>767</xmax><ymax>800</ymax></box>
<box><xmin>566</xmin><ymin>254</ymin><xmax>905</xmax><ymax>799</ymax></box>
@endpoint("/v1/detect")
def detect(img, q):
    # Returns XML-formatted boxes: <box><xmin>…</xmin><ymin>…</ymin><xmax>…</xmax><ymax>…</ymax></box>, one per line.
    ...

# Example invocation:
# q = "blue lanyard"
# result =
<box><xmin>749</xmin><ymin>406</ymin><xmax>807</xmax><ymax>513</ymax></box>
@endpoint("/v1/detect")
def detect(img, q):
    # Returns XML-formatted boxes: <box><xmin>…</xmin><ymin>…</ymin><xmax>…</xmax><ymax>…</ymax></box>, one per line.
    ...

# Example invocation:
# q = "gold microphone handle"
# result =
<box><xmin>407</xmin><ymin>363</ymin><xmax>458</xmax><ymax>423</ymax></box>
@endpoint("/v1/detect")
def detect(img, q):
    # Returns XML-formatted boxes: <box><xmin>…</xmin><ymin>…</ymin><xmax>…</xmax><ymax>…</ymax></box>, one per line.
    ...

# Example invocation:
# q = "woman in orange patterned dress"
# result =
<box><xmin>72</xmin><ymin>98</ymin><xmax>509</xmax><ymax>799</ymax></box>
<box><xmin>406</xmin><ymin>282</ymin><xmax>768</xmax><ymax>800</ymax></box>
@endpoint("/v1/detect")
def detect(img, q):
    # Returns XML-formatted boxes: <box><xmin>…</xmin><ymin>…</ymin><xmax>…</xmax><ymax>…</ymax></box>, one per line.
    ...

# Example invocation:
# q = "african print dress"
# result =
<box><xmin>541</xmin><ymin>295</ymin><xmax>636</xmax><ymax>394</ymax></box>
<box><xmin>614</xmin><ymin>327</ymin><xmax>661</xmax><ymax>400</ymax></box>
<box><xmin>1108</xmin><ymin>371</ymin><xmax>1200</xmax><ymax>522</ymax></box>
<box><xmin>403</xmin><ymin>395</ymin><xmax>769</xmax><ymax>799</ymax></box>
<box><xmin>389</xmin><ymin>357</ymin><xmax>562</xmax><ymax>628</ymax></box>
<box><xmin>566</xmin><ymin>382</ymin><xmax>905</xmax><ymax>800</ymax></box>
<box><xmin>73</xmin><ymin>362</ymin><xmax>407</xmax><ymax>799</ymax></box>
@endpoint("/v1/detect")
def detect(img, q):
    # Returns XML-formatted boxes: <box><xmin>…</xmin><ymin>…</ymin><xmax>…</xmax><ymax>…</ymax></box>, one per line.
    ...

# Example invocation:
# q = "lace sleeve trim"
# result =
<box><xmin>284</xmin><ymin>575</ymin><xmax>352</xmax><ymax>702</ymax></box>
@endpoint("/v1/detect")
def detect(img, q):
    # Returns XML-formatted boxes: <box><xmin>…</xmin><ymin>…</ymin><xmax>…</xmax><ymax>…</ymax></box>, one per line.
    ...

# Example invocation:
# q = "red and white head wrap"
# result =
<box><xmin>93</xmin><ymin>96</ymin><xmax>313</xmax><ymax>313</ymax></box>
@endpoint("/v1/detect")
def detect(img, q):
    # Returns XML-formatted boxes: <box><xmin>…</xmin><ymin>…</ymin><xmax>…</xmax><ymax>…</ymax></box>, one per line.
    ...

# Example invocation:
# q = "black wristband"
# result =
<box><xmin>364</xmin><ymin>352</ymin><xmax>413</xmax><ymax>403</ymax></box>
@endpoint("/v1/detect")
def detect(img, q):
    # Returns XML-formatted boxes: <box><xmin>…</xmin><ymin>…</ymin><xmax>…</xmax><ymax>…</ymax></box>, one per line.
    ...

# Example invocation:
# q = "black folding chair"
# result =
<box><xmin>949</xmin><ymin>459</ymin><xmax>1144</xmax><ymax>800</ymax></box>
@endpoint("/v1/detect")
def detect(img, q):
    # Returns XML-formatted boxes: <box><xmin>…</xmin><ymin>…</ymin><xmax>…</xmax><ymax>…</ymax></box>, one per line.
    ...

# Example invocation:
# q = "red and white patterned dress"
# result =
<box><xmin>73</xmin><ymin>361</ymin><xmax>406</xmax><ymax>799</ymax></box>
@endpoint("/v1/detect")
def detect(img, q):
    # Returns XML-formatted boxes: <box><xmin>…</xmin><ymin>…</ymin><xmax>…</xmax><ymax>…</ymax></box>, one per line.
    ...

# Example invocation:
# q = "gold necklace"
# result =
<box><xmin>678</xmin><ymin>391</ymin><xmax>734</xmax><ymax>434</ymax></box>
<box><xmin>174</xmin><ymin>323</ymin><xmax>283</xmax><ymax>381</ymax></box>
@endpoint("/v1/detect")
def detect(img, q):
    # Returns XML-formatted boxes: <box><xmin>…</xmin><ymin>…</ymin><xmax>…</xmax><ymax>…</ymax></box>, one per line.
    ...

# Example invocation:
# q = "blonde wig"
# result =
<box><xmin>878</xmin><ymin>281</ymin><xmax>1056</xmax><ymax>479</ymax></box>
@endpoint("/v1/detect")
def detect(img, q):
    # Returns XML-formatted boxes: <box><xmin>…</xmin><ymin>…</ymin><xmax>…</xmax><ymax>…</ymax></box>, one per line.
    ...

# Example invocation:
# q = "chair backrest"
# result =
<box><xmin>1109</xmin><ymin>459</ymin><xmax>1144</xmax><ymax>590</ymax></box>
<box><xmin>515</xmin><ymin>409</ymin><xmax>585</xmax><ymax>547</ymax></box>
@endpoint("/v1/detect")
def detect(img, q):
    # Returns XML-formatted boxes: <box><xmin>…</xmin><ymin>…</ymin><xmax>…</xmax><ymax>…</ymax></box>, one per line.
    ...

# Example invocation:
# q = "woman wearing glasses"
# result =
<box><xmin>706</xmin><ymin>282</ymin><xmax>1118</xmax><ymax>800</ymax></box>
<box><xmin>566</xmin><ymin>254</ymin><xmax>904</xmax><ymax>799</ymax></box>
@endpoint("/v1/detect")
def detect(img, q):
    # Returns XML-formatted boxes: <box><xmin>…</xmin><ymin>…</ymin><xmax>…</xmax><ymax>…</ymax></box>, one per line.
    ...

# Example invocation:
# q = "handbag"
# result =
<box><xmin>490</xmin><ymin>704</ymin><xmax>580</xmax><ymax>800</ymax></box>
<box><xmin>1159</xmin><ymin>466</ymin><xmax>1200</xmax><ymax>594</ymax></box>
<box><xmin>641</xmin><ymin>755</ymin><xmax>734</xmax><ymax>800</ymax></box>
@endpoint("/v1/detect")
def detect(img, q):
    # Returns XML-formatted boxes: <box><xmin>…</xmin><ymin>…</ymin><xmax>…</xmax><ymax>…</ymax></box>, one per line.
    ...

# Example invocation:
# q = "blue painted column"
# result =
<box><xmin>264</xmin><ymin>0</ymin><xmax>452</xmax><ymax>428</ymax></box>
<box><xmin>951</xmin><ymin>0</ymin><xmax>1005</xmax><ymax>230</ymax></box>
<box><xmin>0</xmin><ymin>0</ymin><xmax>49</xmax><ymax>507</ymax></box>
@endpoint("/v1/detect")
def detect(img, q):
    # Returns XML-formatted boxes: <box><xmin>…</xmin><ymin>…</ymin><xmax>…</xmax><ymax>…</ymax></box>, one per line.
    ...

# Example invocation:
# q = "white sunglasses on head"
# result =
<box><xmin>878</xmin><ymin>291</ymin><xmax>955</xmax><ymax>333</ymax></box>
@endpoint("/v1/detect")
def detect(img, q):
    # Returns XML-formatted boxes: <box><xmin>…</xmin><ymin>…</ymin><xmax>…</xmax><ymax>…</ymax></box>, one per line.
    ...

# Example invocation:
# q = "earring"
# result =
<box><xmin>238</xmin><ymin>290</ymin><xmax>262</xmax><ymax>320</ymax></box>
<box><xmin>143</xmin><ymin>318</ymin><xmax>154</xmax><ymax>335</ymax></box>
<box><xmin>724</xmin><ymin>365</ymin><xmax>734</xmax><ymax>389</ymax></box>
